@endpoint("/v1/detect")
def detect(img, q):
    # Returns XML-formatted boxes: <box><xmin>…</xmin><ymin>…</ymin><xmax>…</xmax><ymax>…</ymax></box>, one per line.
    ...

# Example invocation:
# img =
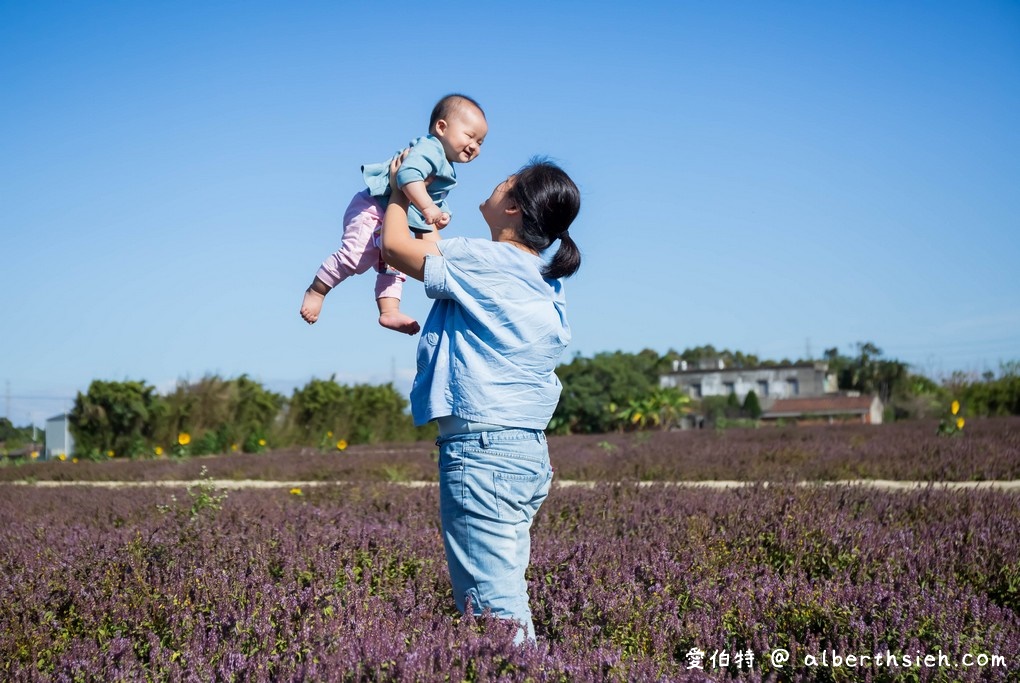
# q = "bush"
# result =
<box><xmin>283</xmin><ymin>376</ymin><xmax>417</xmax><ymax>446</ymax></box>
<box><xmin>742</xmin><ymin>390</ymin><xmax>762</xmax><ymax>419</ymax></box>
<box><xmin>155</xmin><ymin>375</ymin><xmax>284</xmax><ymax>454</ymax></box>
<box><xmin>69</xmin><ymin>380</ymin><xmax>163</xmax><ymax>457</ymax></box>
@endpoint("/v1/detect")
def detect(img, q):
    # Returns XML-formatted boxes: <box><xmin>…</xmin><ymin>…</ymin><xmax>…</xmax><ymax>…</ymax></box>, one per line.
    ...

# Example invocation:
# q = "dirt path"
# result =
<box><xmin>5</xmin><ymin>479</ymin><xmax>1020</xmax><ymax>490</ymax></box>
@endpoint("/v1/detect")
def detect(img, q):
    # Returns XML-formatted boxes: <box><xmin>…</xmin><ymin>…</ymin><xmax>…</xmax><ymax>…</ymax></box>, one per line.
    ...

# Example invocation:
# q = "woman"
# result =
<box><xmin>380</xmin><ymin>154</ymin><xmax>581</xmax><ymax>643</ymax></box>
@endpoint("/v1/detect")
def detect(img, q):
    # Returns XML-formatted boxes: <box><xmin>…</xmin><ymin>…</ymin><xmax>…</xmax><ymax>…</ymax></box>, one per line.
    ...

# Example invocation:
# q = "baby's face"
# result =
<box><xmin>435</xmin><ymin>105</ymin><xmax>487</xmax><ymax>163</ymax></box>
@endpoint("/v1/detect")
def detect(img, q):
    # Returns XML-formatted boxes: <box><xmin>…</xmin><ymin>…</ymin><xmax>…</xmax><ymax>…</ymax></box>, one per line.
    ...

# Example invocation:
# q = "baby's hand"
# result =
<box><xmin>434</xmin><ymin>212</ymin><xmax>451</xmax><ymax>229</ymax></box>
<box><xmin>422</xmin><ymin>204</ymin><xmax>446</xmax><ymax>227</ymax></box>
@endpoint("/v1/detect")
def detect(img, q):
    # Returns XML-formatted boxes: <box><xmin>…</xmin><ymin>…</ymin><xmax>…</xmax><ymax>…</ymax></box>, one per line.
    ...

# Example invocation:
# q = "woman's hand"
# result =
<box><xmin>388</xmin><ymin>149</ymin><xmax>412</xmax><ymax>197</ymax></box>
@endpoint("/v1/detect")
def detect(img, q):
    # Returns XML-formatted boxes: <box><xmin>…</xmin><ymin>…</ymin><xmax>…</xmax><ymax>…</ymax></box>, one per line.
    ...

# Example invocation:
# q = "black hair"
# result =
<box><xmin>508</xmin><ymin>157</ymin><xmax>581</xmax><ymax>279</ymax></box>
<box><xmin>429</xmin><ymin>93</ymin><xmax>485</xmax><ymax>132</ymax></box>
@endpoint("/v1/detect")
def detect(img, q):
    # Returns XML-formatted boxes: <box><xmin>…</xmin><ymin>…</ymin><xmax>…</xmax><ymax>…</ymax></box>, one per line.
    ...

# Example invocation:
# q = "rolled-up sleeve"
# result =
<box><xmin>425</xmin><ymin>238</ymin><xmax>495</xmax><ymax>307</ymax></box>
<box><xmin>424</xmin><ymin>253</ymin><xmax>450</xmax><ymax>300</ymax></box>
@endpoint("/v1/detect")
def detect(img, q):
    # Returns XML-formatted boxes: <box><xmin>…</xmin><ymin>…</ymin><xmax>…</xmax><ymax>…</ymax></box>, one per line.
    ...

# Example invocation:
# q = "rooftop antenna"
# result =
<box><xmin>805</xmin><ymin>338</ymin><xmax>813</xmax><ymax>361</ymax></box>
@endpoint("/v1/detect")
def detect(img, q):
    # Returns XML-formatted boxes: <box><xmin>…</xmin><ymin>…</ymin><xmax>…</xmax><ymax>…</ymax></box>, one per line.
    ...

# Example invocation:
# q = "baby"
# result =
<box><xmin>299</xmin><ymin>94</ymin><xmax>488</xmax><ymax>334</ymax></box>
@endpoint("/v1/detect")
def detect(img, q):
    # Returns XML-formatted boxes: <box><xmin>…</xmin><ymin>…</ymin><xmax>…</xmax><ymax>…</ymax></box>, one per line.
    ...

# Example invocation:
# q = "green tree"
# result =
<box><xmin>154</xmin><ymin>374</ymin><xmax>286</xmax><ymax>454</ymax></box>
<box><xmin>232</xmin><ymin>374</ymin><xmax>286</xmax><ymax>447</ymax></box>
<box><xmin>891</xmin><ymin>373</ymin><xmax>946</xmax><ymax>419</ymax></box>
<box><xmin>0</xmin><ymin>418</ymin><xmax>38</xmax><ymax>452</ymax></box>
<box><xmin>285</xmin><ymin>376</ymin><xmax>351</xmax><ymax>444</ymax></box>
<box><xmin>283</xmin><ymin>376</ymin><xmax>416</xmax><ymax>445</ymax></box>
<box><xmin>157</xmin><ymin>375</ymin><xmax>234</xmax><ymax>450</ymax></box>
<box><xmin>959</xmin><ymin>361</ymin><xmax>1020</xmax><ymax>416</ymax></box>
<box><xmin>699</xmin><ymin>396</ymin><xmax>739</xmax><ymax>423</ymax></box>
<box><xmin>346</xmin><ymin>383</ymin><xmax>417</xmax><ymax>443</ymax></box>
<box><xmin>824</xmin><ymin>346</ymin><xmax>852</xmax><ymax>387</ymax></box>
<box><xmin>69</xmin><ymin>380</ymin><xmax>163</xmax><ymax>457</ymax></box>
<box><xmin>552</xmin><ymin>350</ymin><xmax>660</xmax><ymax>433</ymax></box>
<box><xmin>742</xmin><ymin>389</ymin><xmax>762</xmax><ymax>419</ymax></box>
<box><xmin>826</xmin><ymin>342</ymin><xmax>909</xmax><ymax>405</ymax></box>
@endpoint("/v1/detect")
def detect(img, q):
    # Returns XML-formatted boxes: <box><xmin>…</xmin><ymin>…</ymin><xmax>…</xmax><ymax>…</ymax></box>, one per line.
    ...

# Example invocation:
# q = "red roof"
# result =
<box><xmin>763</xmin><ymin>395</ymin><xmax>875</xmax><ymax>417</ymax></box>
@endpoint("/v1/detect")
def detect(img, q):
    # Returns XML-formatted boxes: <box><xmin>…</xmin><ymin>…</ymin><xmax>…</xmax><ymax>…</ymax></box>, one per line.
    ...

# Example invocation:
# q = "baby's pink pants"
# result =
<box><xmin>315</xmin><ymin>190</ymin><xmax>404</xmax><ymax>300</ymax></box>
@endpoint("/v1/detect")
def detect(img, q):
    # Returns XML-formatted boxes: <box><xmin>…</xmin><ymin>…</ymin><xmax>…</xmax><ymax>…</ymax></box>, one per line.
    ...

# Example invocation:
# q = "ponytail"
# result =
<box><xmin>544</xmin><ymin>231</ymin><xmax>581</xmax><ymax>280</ymax></box>
<box><xmin>509</xmin><ymin>157</ymin><xmax>582</xmax><ymax>279</ymax></box>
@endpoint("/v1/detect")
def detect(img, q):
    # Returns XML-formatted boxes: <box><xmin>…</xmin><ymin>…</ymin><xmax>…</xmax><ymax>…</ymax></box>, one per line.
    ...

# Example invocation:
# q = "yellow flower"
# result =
<box><xmin>951</xmin><ymin>400</ymin><xmax>960</xmax><ymax>415</ymax></box>
<box><xmin>107</xmin><ymin>450</ymin><xmax>115</xmax><ymax>458</ymax></box>
<box><xmin>631</xmin><ymin>412</ymin><xmax>643</xmax><ymax>424</ymax></box>
<box><xmin>336</xmin><ymin>439</ymin><xmax>348</xmax><ymax>451</ymax></box>
<box><xmin>177</xmin><ymin>432</ymin><xmax>191</xmax><ymax>446</ymax></box>
<box><xmin>72</xmin><ymin>458</ymin><xmax>79</xmax><ymax>464</ymax></box>
<box><xmin>326</xmin><ymin>431</ymin><xmax>333</xmax><ymax>438</ymax></box>
<box><xmin>154</xmin><ymin>446</ymin><xmax>164</xmax><ymax>456</ymax></box>
<box><xmin>57</xmin><ymin>453</ymin><xmax>67</xmax><ymax>461</ymax></box>
<box><xmin>258</xmin><ymin>438</ymin><xmax>267</xmax><ymax>447</ymax></box>
<box><xmin>231</xmin><ymin>443</ymin><xmax>239</xmax><ymax>452</ymax></box>
<box><xmin>290</xmin><ymin>487</ymin><xmax>303</xmax><ymax>496</ymax></box>
<box><xmin>956</xmin><ymin>417</ymin><xmax>965</xmax><ymax>430</ymax></box>
<box><xmin>30</xmin><ymin>451</ymin><xmax>39</xmax><ymax>459</ymax></box>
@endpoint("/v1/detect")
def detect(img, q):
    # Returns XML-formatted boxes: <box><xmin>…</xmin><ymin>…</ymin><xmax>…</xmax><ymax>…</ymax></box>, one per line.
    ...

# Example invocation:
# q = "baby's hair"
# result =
<box><xmin>509</xmin><ymin>157</ymin><xmax>581</xmax><ymax>279</ymax></box>
<box><xmin>429</xmin><ymin>94</ymin><xmax>485</xmax><ymax>132</ymax></box>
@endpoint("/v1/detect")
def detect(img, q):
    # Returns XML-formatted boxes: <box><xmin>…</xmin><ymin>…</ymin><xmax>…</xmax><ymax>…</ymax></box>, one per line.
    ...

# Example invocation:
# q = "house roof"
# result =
<box><xmin>762</xmin><ymin>395</ymin><xmax>876</xmax><ymax>418</ymax></box>
<box><xmin>665</xmin><ymin>361</ymin><xmax>829</xmax><ymax>376</ymax></box>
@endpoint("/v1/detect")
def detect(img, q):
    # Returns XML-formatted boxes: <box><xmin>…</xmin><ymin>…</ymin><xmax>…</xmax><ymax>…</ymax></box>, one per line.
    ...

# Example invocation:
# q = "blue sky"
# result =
<box><xmin>2</xmin><ymin>1</ymin><xmax>1018</xmax><ymax>427</ymax></box>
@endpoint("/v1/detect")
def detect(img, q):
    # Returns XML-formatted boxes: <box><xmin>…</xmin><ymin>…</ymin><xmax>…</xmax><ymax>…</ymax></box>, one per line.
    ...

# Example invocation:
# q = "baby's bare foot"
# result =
<box><xmin>300</xmin><ymin>288</ymin><xmax>326</xmax><ymax>324</ymax></box>
<box><xmin>379</xmin><ymin>311</ymin><xmax>420</xmax><ymax>335</ymax></box>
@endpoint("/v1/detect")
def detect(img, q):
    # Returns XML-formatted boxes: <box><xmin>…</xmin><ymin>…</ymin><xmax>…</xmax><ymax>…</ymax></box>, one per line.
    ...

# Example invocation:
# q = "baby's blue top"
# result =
<box><xmin>411</xmin><ymin>237</ymin><xmax>570</xmax><ymax>430</ymax></box>
<box><xmin>362</xmin><ymin>135</ymin><xmax>456</xmax><ymax>233</ymax></box>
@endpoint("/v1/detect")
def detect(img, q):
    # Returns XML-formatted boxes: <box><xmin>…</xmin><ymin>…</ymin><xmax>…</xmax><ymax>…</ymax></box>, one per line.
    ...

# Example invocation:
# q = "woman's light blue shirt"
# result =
<box><xmin>411</xmin><ymin>237</ymin><xmax>570</xmax><ymax>430</ymax></box>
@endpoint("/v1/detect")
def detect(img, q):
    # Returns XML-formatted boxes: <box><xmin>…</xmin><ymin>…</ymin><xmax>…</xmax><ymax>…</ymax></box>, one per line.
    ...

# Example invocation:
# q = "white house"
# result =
<box><xmin>45</xmin><ymin>414</ymin><xmax>74</xmax><ymax>460</ymax></box>
<box><xmin>659</xmin><ymin>359</ymin><xmax>883</xmax><ymax>426</ymax></box>
<box><xmin>659</xmin><ymin>360</ymin><xmax>838</xmax><ymax>405</ymax></box>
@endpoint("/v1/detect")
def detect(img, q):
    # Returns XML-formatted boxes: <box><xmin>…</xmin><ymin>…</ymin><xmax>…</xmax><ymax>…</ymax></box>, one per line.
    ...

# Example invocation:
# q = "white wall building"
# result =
<box><xmin>45</xmin><ymin>414</ymin><xmax>74</xmax><ymax>460</ymax></box>
<box><xmin>659</xmin><ymin>360</ymin><xmax>838</xmax><ymax>407</ymax></box>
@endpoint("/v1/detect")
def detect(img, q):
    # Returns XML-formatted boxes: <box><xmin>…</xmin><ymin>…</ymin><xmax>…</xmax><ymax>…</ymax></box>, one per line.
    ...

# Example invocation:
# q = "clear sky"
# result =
<box><xmin>2</xmin><ymin>1</ymin><xmax>1019</xmax><ymax>427</ymax></box>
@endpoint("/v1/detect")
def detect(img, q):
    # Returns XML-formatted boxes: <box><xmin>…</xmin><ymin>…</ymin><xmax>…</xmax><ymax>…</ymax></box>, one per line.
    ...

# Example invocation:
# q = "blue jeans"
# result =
<box><xmin>437</xmin><ymin>428</ymin><xmax>553</xmax><ymax>643</ymax></box>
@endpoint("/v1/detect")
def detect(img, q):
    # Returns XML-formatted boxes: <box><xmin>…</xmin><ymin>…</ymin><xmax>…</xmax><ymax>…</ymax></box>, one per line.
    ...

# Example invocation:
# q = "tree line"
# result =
<box><xmin>62</xmin><ymin>374</ymin><xmax>433</xmax><ymax>459</ymax></box>
<box><xmin>4</xmin><ymin>342</ymin><xmax>1017</xmax><ymax>458</ymax></box>
<box><xmin>550</xmin><ymin>342</ymin><xmax>1020</xmax><ymax>433</ymax></box>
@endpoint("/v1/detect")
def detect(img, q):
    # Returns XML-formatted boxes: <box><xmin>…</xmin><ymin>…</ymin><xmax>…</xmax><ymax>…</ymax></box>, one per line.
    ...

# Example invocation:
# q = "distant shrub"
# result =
<box><xmin>69</xmin><ymin>380</ymin><xmax>163</xmax><ymax>457</ymax></box>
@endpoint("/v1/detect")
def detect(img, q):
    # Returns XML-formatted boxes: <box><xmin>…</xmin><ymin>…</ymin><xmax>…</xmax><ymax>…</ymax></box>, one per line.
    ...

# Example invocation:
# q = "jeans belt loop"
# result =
<box><xmin>480</xmin><ymin>431</ymin><xmax>490</xmax><ymax>448</ymax></box>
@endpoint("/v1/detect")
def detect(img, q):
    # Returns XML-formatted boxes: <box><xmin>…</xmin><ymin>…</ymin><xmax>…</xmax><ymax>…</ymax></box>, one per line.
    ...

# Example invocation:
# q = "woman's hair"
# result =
<box><xmin>509</xmin><ymin>158</ymin><xmax>581</xmax><ymax>279</ymax></box>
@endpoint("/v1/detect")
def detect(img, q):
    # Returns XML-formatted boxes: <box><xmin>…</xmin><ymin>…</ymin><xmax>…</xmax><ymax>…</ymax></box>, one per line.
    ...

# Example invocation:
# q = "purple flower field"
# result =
<box><xmin>2</xmin><ymin>481</ymin><xmax>1018</xmax><ymax>681</ymax></box>
<box><xmin>4</xmin><ymin>418</ymin><xmax>1019</xmax><ymax>483</ymax></box>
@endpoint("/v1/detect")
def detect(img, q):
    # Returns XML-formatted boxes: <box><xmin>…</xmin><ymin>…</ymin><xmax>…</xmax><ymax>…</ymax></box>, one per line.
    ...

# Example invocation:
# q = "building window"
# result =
<box><xmin>690</xmin><ymin>383</ymin><xmax>702</xmax><ymax>399</ymax></box>
<box><xmin>757</xmin><ymin>380</ymin><xmax>768</xmax><ymax>397</ymax></box>
<box><xmin>724</xmin><ymin>382</ymin><xmax>735</xmax><ymax>395</ymax></box>
<box><xmin>787</xmin><ymin>378</ymin><xmax>799</xmax><ymax>396</ymax></box>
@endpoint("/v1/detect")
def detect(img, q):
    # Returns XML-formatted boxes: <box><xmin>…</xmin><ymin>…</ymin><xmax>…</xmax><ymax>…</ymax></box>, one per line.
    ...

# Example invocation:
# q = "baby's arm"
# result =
<box><xmin>402</xmin><ymin>180</ymin><xmax>450</xmax><ymax>228</ymax></box>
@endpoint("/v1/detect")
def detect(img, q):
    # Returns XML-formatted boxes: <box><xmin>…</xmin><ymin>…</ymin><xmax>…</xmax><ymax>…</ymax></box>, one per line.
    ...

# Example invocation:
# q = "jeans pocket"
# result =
<box><xmin>493</xmin><ymin>471</ymin><xmax>546</xmax><ymax>523</ymax></box>
<box><xmin>439</xmin><ymin>445</ymin><xmax>464</xmax><ymax>472</ymax></box>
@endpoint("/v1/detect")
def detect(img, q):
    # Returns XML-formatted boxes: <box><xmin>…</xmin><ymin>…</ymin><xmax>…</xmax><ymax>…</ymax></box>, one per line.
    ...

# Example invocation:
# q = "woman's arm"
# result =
<box><xmin>380</xmin><ymin>156</ymin><xmax>441</xmax><ymax>281</ymax></box>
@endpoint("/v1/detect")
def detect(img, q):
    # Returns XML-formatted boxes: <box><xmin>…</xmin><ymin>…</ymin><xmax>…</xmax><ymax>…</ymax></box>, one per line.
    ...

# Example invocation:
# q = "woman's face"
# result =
<box><xmin>479</xmin><ymin>176</ymin><xmax>515</xmax><ymax>230</ymax></box>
